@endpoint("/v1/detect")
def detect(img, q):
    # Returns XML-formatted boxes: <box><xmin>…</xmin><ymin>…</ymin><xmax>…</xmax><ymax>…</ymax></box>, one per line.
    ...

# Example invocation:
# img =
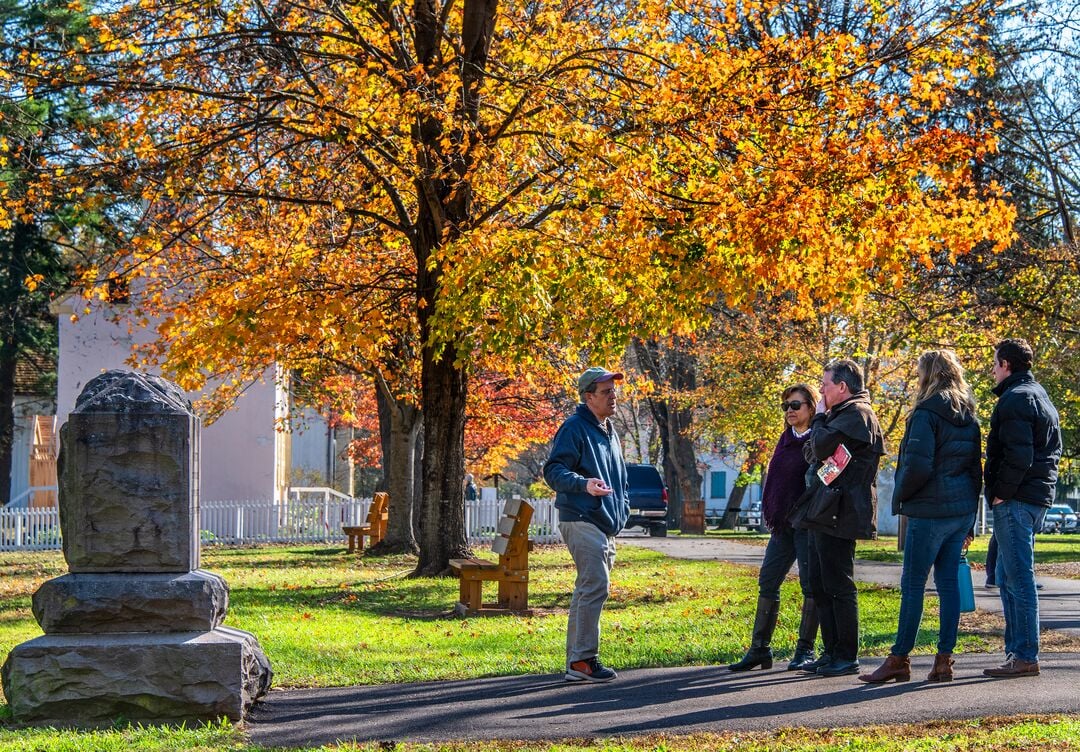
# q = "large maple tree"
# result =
<box><xmin>6</xmin><ymin>0</ymin><xmax>1016</xmax><ymax>571</ymax></box>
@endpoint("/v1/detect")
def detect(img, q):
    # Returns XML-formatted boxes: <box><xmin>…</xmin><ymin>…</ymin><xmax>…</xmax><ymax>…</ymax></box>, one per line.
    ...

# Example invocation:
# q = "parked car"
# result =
<box><xmin>737</xmin><ymin>501</ymin><xmax>764</xmax><ymax>531</ymax></box>
<box><xmin>1042</xmin><ymin>505</ymin><xmax>1079</xmax><ymax>533</ymax></box>
<box><xmin>625</xmin><ymin>463</ymin><xmax>669</xmax><ymax>536</ymax></box>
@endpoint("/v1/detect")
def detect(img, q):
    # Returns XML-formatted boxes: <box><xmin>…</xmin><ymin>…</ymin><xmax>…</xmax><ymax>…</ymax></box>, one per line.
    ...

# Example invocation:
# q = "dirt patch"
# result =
<box><xmin>959</xmin><ymin>607</ymin><xmax>1080</xmax><ymax>652</ymax></box>
<box><xmin>1040</xmin><ymin>562</ymin><xmax>1080</xmax><ymax>580</ymax></box>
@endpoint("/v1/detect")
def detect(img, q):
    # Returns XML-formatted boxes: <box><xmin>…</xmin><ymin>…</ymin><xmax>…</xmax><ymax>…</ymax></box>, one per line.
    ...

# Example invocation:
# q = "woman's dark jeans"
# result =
<box><xmin>758</xmin><ymin>526</ymin><xmax>812</xmax><ymax>600</ymax></box>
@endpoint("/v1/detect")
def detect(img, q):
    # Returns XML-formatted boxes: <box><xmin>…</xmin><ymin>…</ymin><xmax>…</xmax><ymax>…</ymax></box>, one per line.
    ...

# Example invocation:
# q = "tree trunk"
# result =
<box><xmin>720</xmin><ymin>483</ymin><xmax>746</xmax><ymax>530</ymax></box>
<box><xmin>661</xmin><ymin>445</ymin><xmax>681</xmax><ymax>528</ymax></box>
<box><xmin>412</xmin><ymin>427</ymin><xmax>424</xmax><ymax>543</ymax></box>
<box><xmin>634</xmin><ymin>336</ymin><xmax>702</xmax><ymax>529</ymax></box>
<box><xmin>375</xmin><ymin>380</ymin><xmax>392</xmax><ymax>493</ymax></box>
<box><xmin>0</xmin><ymin>338</ymin><xmax>15</xmax><ymax>505</ymax></box>
<box><xmin>369</xmin><ymin>378</ymin><xmax>420</xmax><ymax>554</ymax></box>
<box><xmin>409</xmin><ymin>0</ymin><xmax>496</xmax><ymax>575</ymax></box>
<box><xmin>665</xmin><ymin>403</ymin><xmax>700</xmax><ymax>528</ymax></box>
<box><xmin>413</xmin><ymin>342</ymin><xmax>469</xmax><ymax>575</ymax></box>
<box><xmin>630</xmin><ymin>337</ymin><xmax>699</xmax><ymax>525</ymax></box>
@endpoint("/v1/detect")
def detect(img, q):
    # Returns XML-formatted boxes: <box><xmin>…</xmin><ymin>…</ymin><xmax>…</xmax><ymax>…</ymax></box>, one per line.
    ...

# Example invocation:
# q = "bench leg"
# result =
<box><xmin>459</xmin><ymin>579</ymin><xmax>482</xmax><ymax>614</ymax></box>
<box><xmin>347</xmin><ymin>534</ymin><xmax>358</xmax><ymax>554</ymax></box>
<box><xmin>498</xmin><ymin>580</ymin><xmax>528</xmax><ymax>611</ymax></box>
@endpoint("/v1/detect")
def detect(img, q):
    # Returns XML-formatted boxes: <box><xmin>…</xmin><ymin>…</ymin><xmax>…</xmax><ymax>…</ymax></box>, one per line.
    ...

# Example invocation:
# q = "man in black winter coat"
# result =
<box><xmin>983</xmin><ymin>338</ymin><xmax>1062</xmax><ymax>679</ymax></box>
<box><xmin>792</xmin><ymin>359</ymin><xmax>885</xmax><ymax>677</ymax></box>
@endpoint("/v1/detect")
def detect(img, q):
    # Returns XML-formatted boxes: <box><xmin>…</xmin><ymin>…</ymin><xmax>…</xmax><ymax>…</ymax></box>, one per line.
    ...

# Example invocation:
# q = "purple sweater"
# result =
<box><xmin>762</xmin><ymin>427</ymin><xmax>811</xmax><ymax>530</ymax></box>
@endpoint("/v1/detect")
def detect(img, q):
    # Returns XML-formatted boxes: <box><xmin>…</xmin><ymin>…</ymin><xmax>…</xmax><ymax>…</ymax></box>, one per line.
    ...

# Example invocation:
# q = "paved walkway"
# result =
<box><xmin>247</xmin><ymin>534</ymin><xmax>1080</xmax><ymax>746</ymax></box>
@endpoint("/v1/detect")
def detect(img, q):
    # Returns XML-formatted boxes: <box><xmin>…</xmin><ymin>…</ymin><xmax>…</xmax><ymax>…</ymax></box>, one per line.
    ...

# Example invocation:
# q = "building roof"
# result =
<box><xmin>14</xmin><ymin>351</ymin><xmax>57</xmax><ymax>397</ymax></box>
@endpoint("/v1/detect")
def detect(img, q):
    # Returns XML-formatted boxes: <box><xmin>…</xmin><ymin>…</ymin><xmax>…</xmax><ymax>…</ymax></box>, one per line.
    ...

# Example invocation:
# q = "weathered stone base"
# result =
<box><xmin>33</xmin><ymin>570</ymin><xmax>229</xmax><ymax>633</ymax></box>
<box><xmin>1</xmin><ymin>627</ymin><xmax>272</xmax><ymax>725</ymax></box>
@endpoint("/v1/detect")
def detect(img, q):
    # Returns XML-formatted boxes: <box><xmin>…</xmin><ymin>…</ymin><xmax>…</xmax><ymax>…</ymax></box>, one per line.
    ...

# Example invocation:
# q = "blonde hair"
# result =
<box><xmin>914</xmin><ymin>349</ymin><xmax>976</xmax><ymax>417</ymax></box>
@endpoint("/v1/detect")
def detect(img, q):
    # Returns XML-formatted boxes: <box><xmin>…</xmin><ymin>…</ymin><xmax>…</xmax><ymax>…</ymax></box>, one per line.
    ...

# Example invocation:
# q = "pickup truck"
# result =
<box><xmin>625</xmin><ymin>463</ymin><xmax>669</xmax><ymax>536</ymax></box>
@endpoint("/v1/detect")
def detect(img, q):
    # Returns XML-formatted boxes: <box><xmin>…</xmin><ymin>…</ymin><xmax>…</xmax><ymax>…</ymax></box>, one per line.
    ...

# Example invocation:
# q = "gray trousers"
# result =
<box><xmin>560</xmin><ymin>520</ymin><xmax>616</xmax><ymax>667</ymax></box>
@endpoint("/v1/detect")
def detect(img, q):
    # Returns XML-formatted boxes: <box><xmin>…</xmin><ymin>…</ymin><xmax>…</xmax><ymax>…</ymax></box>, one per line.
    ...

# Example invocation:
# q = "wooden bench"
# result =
<box><xmin>449</xmin><ymin>498</ymin><xmax>534</xmax><ymax>616</ymax></box>
<box><xmin>343</xmin><ymin>492</ymin><xmax>389</xmax><ymax>553</ymax></box>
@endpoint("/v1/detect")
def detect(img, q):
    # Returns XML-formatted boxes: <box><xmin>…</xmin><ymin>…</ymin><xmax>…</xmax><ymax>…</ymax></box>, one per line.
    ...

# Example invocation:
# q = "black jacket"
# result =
<box><xmin>793</xmin><ymin>390</ymin><xmax>885</xmax><ymax>540</ymax></box>
<box><xmin>984</xmin><ymin>370</ymin><xmax>1062</xmax><ymax>508</ymax></box>
<box><xmin>892</xmin><ymin>393</ymin><xmax>982</xmax><ymax>518</ymax></box>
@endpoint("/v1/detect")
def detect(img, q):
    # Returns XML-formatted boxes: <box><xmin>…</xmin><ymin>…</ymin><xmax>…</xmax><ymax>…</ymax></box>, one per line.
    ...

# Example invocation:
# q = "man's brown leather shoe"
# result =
<box><xmin>983</xmin><ymin>657</ymin><xmax>1040</xmax><ymax>678</ymax></box>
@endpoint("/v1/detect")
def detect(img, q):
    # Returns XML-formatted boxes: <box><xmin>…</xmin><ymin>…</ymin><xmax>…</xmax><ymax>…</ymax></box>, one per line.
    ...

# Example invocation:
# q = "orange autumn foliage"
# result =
<box><xmin>2</xmin><ymin>0</ymin><xmax>1018</xmax><ymax>568</ymax></box>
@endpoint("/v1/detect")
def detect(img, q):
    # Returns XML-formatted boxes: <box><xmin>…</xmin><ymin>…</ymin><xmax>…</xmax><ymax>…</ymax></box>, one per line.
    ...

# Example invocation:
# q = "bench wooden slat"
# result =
<box><xmin>449</xmin><ymin>557</ymin><xmax>499</xmax><ymax>571</ymax></box>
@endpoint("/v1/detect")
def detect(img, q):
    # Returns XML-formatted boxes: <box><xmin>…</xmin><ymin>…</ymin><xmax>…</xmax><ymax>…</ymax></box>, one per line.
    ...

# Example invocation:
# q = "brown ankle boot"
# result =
<box><xmin>858</xmin><ymin>654</ymin><xmax>911</xmax><ymax>683</ymax></box>
<box><xmin>927</xmin><ymin>653</ymin><xmax>954</xmax><ymax>682</ymax></box>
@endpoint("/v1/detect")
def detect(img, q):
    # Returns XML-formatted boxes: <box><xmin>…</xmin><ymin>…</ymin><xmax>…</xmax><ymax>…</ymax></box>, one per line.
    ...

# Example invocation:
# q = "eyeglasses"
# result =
<box><xmin>781</xmin><ymin>400</ymin><xmax>807</xmax><ymax>412</ymax></box>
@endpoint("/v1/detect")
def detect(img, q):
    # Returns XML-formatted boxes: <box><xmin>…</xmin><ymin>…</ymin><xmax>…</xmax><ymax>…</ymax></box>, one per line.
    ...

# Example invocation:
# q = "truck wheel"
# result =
<box><xmin>650</xmin><ymin>523</ymin><xmax>668</xmax><ymax>537</ymax></box>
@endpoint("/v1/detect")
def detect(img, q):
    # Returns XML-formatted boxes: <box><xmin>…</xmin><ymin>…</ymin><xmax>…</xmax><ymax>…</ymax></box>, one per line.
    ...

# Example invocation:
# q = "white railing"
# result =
<box><xmin>5</xmin><ymin>485</ymin><xmax>59</xmax><ymax>509</ymax></box>
<box><xmin>288</xmin><ymin>486</ymin><xmax>356</xmax><ymax>504</ymax></box>
<box><xmin>0</xmin><ymin>494</ymin><xmax>562</xmax><ymax>551</ymax></box>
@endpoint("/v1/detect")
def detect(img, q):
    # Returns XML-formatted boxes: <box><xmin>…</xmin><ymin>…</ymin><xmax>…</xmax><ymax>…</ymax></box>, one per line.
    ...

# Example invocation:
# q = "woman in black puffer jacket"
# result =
<box><xmin>860</xmin><ymin>349</ymin><xmax>981</xmax><ymax>684</ymax></box>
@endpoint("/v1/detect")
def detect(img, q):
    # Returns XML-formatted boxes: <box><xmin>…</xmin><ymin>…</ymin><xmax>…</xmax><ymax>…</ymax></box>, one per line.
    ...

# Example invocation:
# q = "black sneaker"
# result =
<box><xmin>566</xmin><ymin>657</ymin><xmax>617</xmax><ymax>683</ymax></box>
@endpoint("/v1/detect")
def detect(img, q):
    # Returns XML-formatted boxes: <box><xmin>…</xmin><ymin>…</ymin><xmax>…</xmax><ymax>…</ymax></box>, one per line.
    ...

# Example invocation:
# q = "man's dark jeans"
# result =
<box><xmin>807</xmin><ymin>530</ymin><xmax>858</xmax><ymax>661</ymax></box>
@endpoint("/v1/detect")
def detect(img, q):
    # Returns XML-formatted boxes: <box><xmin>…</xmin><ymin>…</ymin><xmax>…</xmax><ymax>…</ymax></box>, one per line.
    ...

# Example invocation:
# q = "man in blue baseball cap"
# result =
<box><xmin>544</xmin><ymin>367</ymin><xmax>628</xmax><ymax>683</ymax></box>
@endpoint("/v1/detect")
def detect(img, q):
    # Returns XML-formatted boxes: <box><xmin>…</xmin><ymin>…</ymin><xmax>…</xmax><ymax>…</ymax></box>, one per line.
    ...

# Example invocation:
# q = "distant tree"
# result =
<box><xmin>1</xmin><ymin>0</ymin><xmax>121</xmax><ymax>503</ymax></box>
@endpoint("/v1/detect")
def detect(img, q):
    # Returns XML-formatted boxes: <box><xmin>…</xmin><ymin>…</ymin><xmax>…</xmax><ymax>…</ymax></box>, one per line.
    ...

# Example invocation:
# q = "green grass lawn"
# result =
<box><xmin>0</xmin><ymin>541</ymin><xmax>1069</xmax><ymax>750</ymax></box>
<box><xmin>0</xmin><ymin>543</ymin><xmax>1002</xmax><ymax>691</ymax></box>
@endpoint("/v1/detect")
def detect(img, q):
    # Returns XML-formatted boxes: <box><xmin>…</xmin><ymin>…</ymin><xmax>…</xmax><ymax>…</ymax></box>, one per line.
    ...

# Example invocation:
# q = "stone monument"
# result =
<box><xmin>1</xmin><ymin>370</ymin><xmax>272</xmax><ymax>725</ymax></box>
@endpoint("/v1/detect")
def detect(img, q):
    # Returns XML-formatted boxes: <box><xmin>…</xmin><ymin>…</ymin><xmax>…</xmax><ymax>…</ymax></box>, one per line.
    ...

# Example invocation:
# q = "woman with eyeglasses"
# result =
<box><xmin>729</xmin><ymin>383</ymin><xmax>821</xmax><ymax>671</ymax></box>
<box><xmin>859</xmin><ymin>349</ymin><xmax>981</xmax><ymax>683</ymax></box>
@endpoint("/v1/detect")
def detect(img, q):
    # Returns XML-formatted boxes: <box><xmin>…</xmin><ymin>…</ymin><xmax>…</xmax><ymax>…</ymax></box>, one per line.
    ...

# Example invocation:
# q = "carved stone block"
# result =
<box><xmin>58</xmin><ymin>371</ymin><xmax>200</xmax><ymax>572</ymax></box>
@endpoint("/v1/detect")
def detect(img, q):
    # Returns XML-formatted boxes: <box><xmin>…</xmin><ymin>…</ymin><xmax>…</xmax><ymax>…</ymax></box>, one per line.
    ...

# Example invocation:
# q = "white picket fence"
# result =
<box><xmin>0</xmin><ymin>505</ymin><xmax>62</xmax><ymax>551</ymax></box>
<box><xmin>0</xmin><ymin>495</ymin><xmax>561</xmax><ymax>552</ymax></box>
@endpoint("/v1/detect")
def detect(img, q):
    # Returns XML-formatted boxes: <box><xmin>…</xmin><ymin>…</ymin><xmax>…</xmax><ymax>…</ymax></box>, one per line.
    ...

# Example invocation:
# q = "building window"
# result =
<box><xmin>710</xmin><ymin>471</ymin><xmax>727</xmax><ymax>499</ymax></box>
